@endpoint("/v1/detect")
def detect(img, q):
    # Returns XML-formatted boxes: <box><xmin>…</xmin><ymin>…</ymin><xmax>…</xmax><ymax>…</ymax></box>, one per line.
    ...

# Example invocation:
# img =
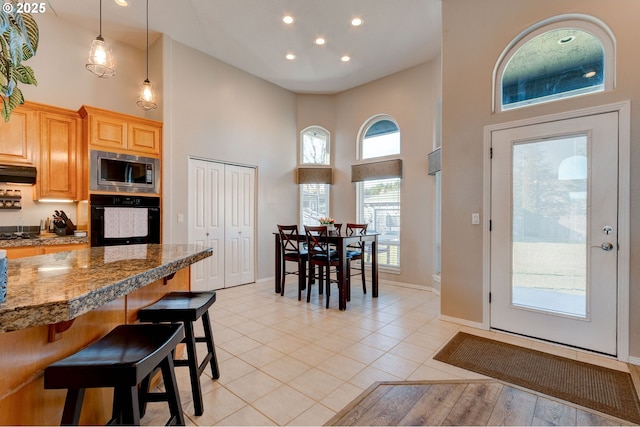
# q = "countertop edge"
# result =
<box><xmin>0</xmin><ymin>245</ymin><xmax>213</xmax><ymax>333</ymax></box>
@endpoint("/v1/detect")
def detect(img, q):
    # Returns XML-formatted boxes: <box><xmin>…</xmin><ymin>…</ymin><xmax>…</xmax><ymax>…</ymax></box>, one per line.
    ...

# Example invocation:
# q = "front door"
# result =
<box><xmin>490</xmin><ymin>112</ymin><xmax>618</xmax><ymax>355</ymax></box>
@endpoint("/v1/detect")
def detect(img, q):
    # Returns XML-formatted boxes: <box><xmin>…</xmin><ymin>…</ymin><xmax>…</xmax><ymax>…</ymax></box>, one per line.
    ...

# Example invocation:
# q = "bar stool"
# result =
<box><xmin>137</xmin><ymin>291</ymin><xmax>220</xmax><ymax>416</ymax></box>
<box><xmin>44</xmin><ymin>323</ymin><xmax>185</xmax><ymax>426</ymax></box>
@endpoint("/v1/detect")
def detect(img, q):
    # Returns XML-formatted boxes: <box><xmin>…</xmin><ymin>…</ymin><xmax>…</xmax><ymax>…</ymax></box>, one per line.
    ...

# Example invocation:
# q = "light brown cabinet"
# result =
<box><xmin>0</xmin><ymin>103</ymin><xmax>37</xmax><ymax>166</ymax></box>
<box><xmin>5</xmin><ymin>243</ymin><xmax>88</xmax><ymax>259</ymax></box>
<box><xmin>79</xmin><ymin>105</ymin><xmax>162</xmax><ymax>157</ymax></box>
<box><xmin>36</xmin><ymin>107</ymin><xmax>82</xmax><ymax>200</ymax></box>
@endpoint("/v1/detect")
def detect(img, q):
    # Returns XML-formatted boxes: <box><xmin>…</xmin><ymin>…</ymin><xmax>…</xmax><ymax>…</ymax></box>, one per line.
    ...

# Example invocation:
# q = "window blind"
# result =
<box><xmin>296</xmin><ymin>167</ymin><xmax>333</xmax><ymax>184</ymax></box>
<box><xmin>351</xmin><ymin>159</ymin><xmax>402</xmax><ymax>182</ymax></box>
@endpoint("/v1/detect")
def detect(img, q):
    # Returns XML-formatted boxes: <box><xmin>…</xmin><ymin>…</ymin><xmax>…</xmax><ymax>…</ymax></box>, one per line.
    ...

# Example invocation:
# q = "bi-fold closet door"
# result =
<box><xmin>188</xmin><ymin>158</ymin><xmax>255</xmax><ymax>290</ymax></box>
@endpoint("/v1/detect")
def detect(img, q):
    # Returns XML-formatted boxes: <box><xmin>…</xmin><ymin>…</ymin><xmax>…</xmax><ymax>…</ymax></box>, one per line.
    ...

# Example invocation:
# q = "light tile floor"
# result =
<box><xmin>142</xmin><ymin>279</ymin><xmax>630</xmax><ymax>426</ymax></box>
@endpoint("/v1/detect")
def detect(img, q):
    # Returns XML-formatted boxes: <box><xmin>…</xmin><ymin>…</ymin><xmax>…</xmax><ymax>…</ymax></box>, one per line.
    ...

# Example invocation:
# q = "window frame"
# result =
<box><xmin>355</xmin><ymin>114</ymin><xmax>402</xmax><ymax>272</ymax></box>
<box><xmin>357</xmin><ymin>114</ymin><xmax>401</xmax><ymax>162</ymax></box>
<box><xmin>300</xmin><ymin>126</ymin><xmax>331</xmax><ymax>166</ymax></box>
<box><xmin>299</xmin><ymin>126</ymin><xmax>331</xmax><ymax>227</ymax></box>
<box><xmin>493</xmin><ymin>15</ymin><xmax>616</xmax><ymax>113</ymax></box>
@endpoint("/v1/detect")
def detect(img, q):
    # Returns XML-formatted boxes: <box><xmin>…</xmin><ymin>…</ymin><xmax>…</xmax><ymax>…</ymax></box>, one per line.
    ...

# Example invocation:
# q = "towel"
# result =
<box><xmin>103</xmin><ymin>207</ymin><xmax>149</xmax><ymax>239</ymax></box>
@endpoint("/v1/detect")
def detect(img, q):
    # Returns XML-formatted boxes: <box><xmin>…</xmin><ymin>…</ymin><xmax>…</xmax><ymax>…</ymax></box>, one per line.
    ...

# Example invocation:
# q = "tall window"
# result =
<box><xmin>495</xmin><ymin>17</ymin><xmax>615</xmax><ymax>111</ymax></box>
<box><xmin>299</xmin><ymin>126</ymin><xmax>331</xmax><ymax>227</ymax></box>
<box><xmin>356</xmin><ymin>115</ymin><xmax>401</xmax><ymax>270</ymax></box>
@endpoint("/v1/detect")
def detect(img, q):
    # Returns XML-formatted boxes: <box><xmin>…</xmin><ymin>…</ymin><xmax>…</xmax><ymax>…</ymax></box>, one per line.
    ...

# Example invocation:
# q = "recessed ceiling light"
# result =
<box><xmin>351</xmin><ymin>17</ymin><xmax>363</xmax><ymax>27</ymax></box>
<box><xmin>557</xmin><ymin>35</ymin><xmax>576</xmax><ymax>44</ymax></box>
<box><xmin>314</xmin><ymin>37</ymin><xmax>326</xmax><ymax>46</ymax></box>
<box><xmin>341</xmin><ymin>55</ymin><xmax>351</xmax><ymax>62</ymax></box>
<box><xmin>114</xmin><ymin>0</ymin><xmax>128</xmax><ymax>6</ymax></box>
<box><xmin>283</xmin><ymin>15</ymin><xmax>294</xmax><ymax>24</ymax></box>
<box><xmin>583</xmin><ymin>71</ymin><xmax>597</xmax><ymax>78</ymax></box>
<box><xmin>285</xmin><ymin>53</ymin><xmax>296</xmax><ymax>60</ymax></box>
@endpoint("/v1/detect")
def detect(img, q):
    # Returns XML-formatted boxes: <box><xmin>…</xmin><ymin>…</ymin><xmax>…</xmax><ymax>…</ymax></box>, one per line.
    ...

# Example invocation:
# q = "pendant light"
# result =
<box><xmin>86</xmin><ymin>0</ymin><xmax>116</xmax><ymax>77</ymax></box>
<box><xmin>137</xmin><ymin>0</ymin><xmax>157</xmax><ymax>110</ymax></box>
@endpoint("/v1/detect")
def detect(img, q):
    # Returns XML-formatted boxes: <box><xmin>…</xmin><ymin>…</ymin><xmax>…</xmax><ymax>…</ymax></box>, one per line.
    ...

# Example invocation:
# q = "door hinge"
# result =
<box><xmin>490</xmin><ymin>147</ymin><xmax>493</xmax><ymax>159</ymax></box>
<box><xmin>489</xmin><ymin>292</ymin><xmax>492</xmax><ymax>303</ymax></box>
<box><xmin>489</xmin><ymin>220</ymin><xmax>492</xmax><ymax>231</ymax></box>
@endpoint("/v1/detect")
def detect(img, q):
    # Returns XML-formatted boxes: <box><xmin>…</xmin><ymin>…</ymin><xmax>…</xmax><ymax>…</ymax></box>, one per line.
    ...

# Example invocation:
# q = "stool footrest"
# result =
<box><xmin>144</xmin><ymin>391</ymin><xmax>173</xmax><ymax>403</ymax></box>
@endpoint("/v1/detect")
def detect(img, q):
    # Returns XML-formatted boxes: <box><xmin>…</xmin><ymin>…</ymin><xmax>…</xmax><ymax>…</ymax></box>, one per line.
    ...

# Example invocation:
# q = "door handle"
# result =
<box><xmin>592</xmin><ymin>242</ymin><xmax>614</xmax><ymax>251</ymax></box>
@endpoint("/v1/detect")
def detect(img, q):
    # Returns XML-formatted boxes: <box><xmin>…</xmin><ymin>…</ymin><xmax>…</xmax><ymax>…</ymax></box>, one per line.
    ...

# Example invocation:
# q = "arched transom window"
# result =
<box><xmin>495</xmin><ymin>16</ymin><xmax>615</xmax><ymax>111</ymax></box>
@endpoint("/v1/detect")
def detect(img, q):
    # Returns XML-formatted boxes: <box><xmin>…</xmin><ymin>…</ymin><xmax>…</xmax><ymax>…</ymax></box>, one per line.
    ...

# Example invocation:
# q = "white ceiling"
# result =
<box><xmin>47</xmin><ymin>0</ymin><xmax>442</xmax><ymax>94</ymax></box>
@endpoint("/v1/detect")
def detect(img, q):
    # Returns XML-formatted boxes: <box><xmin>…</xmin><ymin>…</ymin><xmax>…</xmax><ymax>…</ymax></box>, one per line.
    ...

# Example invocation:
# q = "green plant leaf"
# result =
<box><xmin>18</xmin><ymin>13</ymin><xmax>38</xmax><ymax>60</ymax></box>
<box><xmin>0</xmin><ymin>9</ymin><xmax>9</xmax><ymax>34</ymax></box>
<box><xmin>1</xmin><ymin>85</ymin><xmax>23</xmax><ymax>122</ymax></box>
<box><xmin>12</xmin><ymin>64</ymin><xmax>36</xmax><ymax>85</ymax></box>
<box><xmin>0</xmin><ymin>6</ymin><xmax>38</xmax><ymax>121</ymax></box>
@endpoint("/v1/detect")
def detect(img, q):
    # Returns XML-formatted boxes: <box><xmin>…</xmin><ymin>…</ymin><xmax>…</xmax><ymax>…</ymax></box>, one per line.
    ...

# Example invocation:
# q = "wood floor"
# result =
<box><xmin>326</xmin><ymin>380</ymin><xmax>634</xmax><ymax>426</ymax></box>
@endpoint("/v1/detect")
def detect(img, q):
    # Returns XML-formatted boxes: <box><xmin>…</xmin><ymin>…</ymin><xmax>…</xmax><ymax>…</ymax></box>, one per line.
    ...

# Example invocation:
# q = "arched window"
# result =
<box><xmin>354</xmin><ymin>115</ymin><xmax>402</xmax><ymax>270</ymax></box>
<box><xmin>301</xmin><ymin>126</ymin><xmax>330</xmax><ymax>165</ymax></box>
<box><xmin>299</xmin><ymin>126</ymin><xmax>331</xmax><ymax>226</ymax></box>
<box><xmin>360</xmin><ymin>116</ymin><xmax>400</xmax><ymax>160</ymax></box>
<box><xmin>494</xmin><ymin>16</ymin><xmax>615</xmax><ymax>111</ymax></box>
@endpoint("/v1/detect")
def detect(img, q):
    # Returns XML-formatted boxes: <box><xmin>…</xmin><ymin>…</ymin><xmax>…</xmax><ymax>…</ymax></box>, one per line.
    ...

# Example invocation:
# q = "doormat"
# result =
<box><xmin>433</xmin><ymin>332</ymin><xmax>640</xmax><ymax>423</ymax></box>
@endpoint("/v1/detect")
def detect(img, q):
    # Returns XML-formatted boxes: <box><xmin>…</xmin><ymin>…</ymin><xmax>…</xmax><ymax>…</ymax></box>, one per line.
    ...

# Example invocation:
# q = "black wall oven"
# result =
<box><xmin>90</xmin><ymin>194</ymin><xmax>161</xmax><ymax>247</ymax></box>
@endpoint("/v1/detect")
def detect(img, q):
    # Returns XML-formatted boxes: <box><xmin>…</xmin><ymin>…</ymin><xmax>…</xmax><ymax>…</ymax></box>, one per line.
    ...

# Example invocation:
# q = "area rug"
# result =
<box><xmin>433</xmin><ymin>332</ymin><xmax>640</xmax><ymax>424</ymax></box>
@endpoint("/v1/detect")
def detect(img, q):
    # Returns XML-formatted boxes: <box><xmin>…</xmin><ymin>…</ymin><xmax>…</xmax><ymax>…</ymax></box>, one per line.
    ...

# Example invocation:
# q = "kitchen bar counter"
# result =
<box><xmin>0</xmin><ymin>243</ymin><xmax>212</xmax><ymax>425</ymax></box>
<box><xmin>0</xmin><ymin>244</ymin><xmax>212</xmax><ymax>332</ymax></box>
<box><xmin>0</xmin><ymin>235</ymin><xmax>88</xmax><ymax>248</ymax></box>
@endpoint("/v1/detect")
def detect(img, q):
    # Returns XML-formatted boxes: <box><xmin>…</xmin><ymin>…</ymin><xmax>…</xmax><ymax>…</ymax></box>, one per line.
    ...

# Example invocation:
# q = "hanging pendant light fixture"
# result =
<box><xmin>86</xmin><ymin>0</ymin><xmax>116</xmax><ymax>77</ymax></box>
<box><xmin>137</xmin><ymin>0</ymin><xmax>157</xmax><ymax>110</ymax></box>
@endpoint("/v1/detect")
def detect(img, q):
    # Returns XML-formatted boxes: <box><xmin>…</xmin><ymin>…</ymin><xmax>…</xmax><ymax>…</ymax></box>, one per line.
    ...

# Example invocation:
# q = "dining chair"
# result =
<box><xmin>304</xmin><ymin>225</ymin><xmax>345</xmax><ymax>308</ymax></box>
<box><xmin>277</xmin><ymin>225</ymin><xmax>308</xmax><ymax>301</ymax></box>
<box><xmin>346</xmin><ymin>223</ymin><xmax>368</xmax><ymax>295</ymax></box>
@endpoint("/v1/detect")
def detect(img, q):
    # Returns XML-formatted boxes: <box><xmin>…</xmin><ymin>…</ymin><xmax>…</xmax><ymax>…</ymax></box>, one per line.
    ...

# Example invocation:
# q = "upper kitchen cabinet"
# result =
<box><xmin>35</xmin><ymin>106</ymin><xmax>82</xmax><ymax>201</ymax></box>
<box><xmin>79</xmin><ymin>106</ymin><xmax>162</xmax><ymax>157</ymax></box>
<box><xmin>0</xmin><ymin>103</ymin><xmax>38</xmax><ymax>166</ymax></box>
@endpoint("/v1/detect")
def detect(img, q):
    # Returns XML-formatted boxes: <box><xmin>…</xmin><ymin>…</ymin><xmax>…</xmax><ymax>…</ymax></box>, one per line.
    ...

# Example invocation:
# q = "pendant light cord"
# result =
<box><xmin>99</xmin><ymin>0</ymin><xmax>103</xmax><ymax>37</ymax></box>
<box><xmin>145</xmin><ymin>0</ymin><xmax>149</xmax><ymax>80</ymax></box>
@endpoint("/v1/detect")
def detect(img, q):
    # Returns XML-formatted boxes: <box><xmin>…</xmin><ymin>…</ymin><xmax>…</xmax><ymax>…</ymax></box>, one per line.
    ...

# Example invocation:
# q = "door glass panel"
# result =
<box><xmin>512</xmin><ymin>135</ymin><xmax>588</xmax><ymax>317</ymax></box>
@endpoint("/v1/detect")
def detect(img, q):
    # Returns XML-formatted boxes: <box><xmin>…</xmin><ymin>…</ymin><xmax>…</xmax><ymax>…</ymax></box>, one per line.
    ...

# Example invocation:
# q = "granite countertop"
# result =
<box><xmin>0</xmin><ymin>235</ymin><xmax>88</xmax><ymax>248</ymax></box>
<box><xmin>0</xmin><ymin>244</ymin><xmax>213</xmax><ymax>332</ymax></box>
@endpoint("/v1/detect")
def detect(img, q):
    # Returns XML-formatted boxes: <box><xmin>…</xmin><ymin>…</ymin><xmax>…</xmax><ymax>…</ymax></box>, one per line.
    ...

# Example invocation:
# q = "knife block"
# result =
<box><xmin>62</xmin><ymin>219</ymin><xmax>76</xmax><ymax>236</ymax></box>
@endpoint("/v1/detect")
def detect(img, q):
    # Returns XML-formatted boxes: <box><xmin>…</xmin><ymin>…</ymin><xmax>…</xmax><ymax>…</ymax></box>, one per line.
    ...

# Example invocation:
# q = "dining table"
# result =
<box><xmin>274</xmin><ymin>230</ymin><xmax>379</xmax><ymax>310</ymax></box>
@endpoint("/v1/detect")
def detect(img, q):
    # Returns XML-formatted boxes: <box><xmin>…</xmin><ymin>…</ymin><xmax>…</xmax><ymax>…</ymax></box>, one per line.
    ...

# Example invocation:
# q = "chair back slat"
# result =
<box><xmin>346</xmin><ymin>223</ymin><xmax>368</xmax><ymax>250</ymax></box>
<box><xmin>304</xmin><ymin>225</ymin><xmax>329</xmax><ymax>256</ymax></box>
<box><xmin>346</xmin><ymin>223</ymin><xmax>367</xmax><ymax>236</ymax></box>
<box><xmin>278</xmin><ymin>225</ymin><xmax>302</xmax><ymax>254</ymax></box>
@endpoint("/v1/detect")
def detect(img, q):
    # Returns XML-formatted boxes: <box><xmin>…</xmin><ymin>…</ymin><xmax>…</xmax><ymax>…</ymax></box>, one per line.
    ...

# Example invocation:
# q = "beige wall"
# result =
<box><xmin>296</xmin><ymin>60</ymin><xmax>442</xmax><ymax>288</ymax></box>
<box><xmin>441</xmin><ymin>0</ymin><xmax>640</xmax><ymax>358</ymax></box>
<box><xmin>160</xmin><ymin>39</ymin><xmax>298</xmax><ymax>279</ymax></box>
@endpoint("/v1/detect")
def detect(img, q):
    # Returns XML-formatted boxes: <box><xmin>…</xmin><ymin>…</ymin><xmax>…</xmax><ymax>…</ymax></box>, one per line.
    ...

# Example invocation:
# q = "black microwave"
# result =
<box><xmin>90</xmin><ymin>150</ymin><xmax>160</xmax><ymax>194</ymax></box>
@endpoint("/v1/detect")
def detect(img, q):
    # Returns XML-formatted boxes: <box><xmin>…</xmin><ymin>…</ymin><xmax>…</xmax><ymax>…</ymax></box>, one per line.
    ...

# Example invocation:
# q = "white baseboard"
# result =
<box><xmin>381</xmin><ymin>279</ymin><xmax>438</xmax><ymax>294</ymax></box>
<box><xmin>628</xmin><ymin>356</ymin><xmax>640</xmax><ymax>366</ymax></box>
<box><xmin>439</xmin><ymin>314</ymin><xmax>486</xmax><ymax>330</ymax></box>
<box><xmin>255</xmin><ymin>276</ymin><xmax>273</xmax><ymax>285</ymax></box>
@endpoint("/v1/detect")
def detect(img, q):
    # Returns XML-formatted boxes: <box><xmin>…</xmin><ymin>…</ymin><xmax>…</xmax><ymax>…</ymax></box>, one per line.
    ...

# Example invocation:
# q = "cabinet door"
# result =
<box><xmin>5</xmin><ymin>247</ymin><xmax>40</xmax><ymax>259</ymax></box>
<box><xmin>38</xmin><ymin>111</ymin><xmax>80</xmax><ymax>200</ymax></box>
<box><xmin>41</xmin><ymin>243</ymin><xmax>88</xmax><ymax>254</ymax></box>
<box><xmin>128</xmin><ymin>120</ymin><xmax>161</xmax><ymax>156</ymax></box>
<box><xmin>0</xmin><ymin>105</ymin><xmax>36</xmax><ymax>165</ymax></box>
<box><xmin>90</xmin><ymin>114</ymin><xmax>127</xmax><ymax>151</ymax></box>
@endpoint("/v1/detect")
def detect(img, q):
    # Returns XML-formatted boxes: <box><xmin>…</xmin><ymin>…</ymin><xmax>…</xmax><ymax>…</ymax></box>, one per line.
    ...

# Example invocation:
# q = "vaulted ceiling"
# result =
<box><xmin>48</xmin><ymin>0</ymin><xmax>442</xmax><ymax>94</ymax></box>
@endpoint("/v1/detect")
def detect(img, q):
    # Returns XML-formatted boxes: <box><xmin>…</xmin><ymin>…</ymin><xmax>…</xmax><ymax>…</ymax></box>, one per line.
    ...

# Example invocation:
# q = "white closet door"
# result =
<box><xmin>188</xmin><ymin>158</ymin><xmax>225</xmax><ymax>290</ymax></box>
<box><xmin>188</xmin><ymin>159</ymin><xmax>255</xmax><ymax>290</ymax></box>
<box><xmin>224</xmin><ymin>164</ymin><xmax>255</xmax><ymax>286</ymax></box>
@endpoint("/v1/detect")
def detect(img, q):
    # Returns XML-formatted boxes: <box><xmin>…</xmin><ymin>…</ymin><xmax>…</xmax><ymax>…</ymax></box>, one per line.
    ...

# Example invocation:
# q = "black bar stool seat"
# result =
<box><xmin>137</xmin><ymin>291</ymin><xmax>220</xmax><ymax>416</ymax></box>
<box><xmin>44</xmin><ymin>323</ymin><xmax>185</xmax><ymax>426</ymax></box>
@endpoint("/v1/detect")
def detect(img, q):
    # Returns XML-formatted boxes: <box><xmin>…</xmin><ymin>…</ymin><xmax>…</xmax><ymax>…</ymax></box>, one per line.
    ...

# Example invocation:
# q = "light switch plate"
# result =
<box><xmin>177</xmin><ymin>214</ymin><xmax>184</xmax><ymax>223</ymax></box>
<box><xmin>472</xmin><ymin>213</ymin><xmax>480</xmax><ymax>225</ymax></box>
